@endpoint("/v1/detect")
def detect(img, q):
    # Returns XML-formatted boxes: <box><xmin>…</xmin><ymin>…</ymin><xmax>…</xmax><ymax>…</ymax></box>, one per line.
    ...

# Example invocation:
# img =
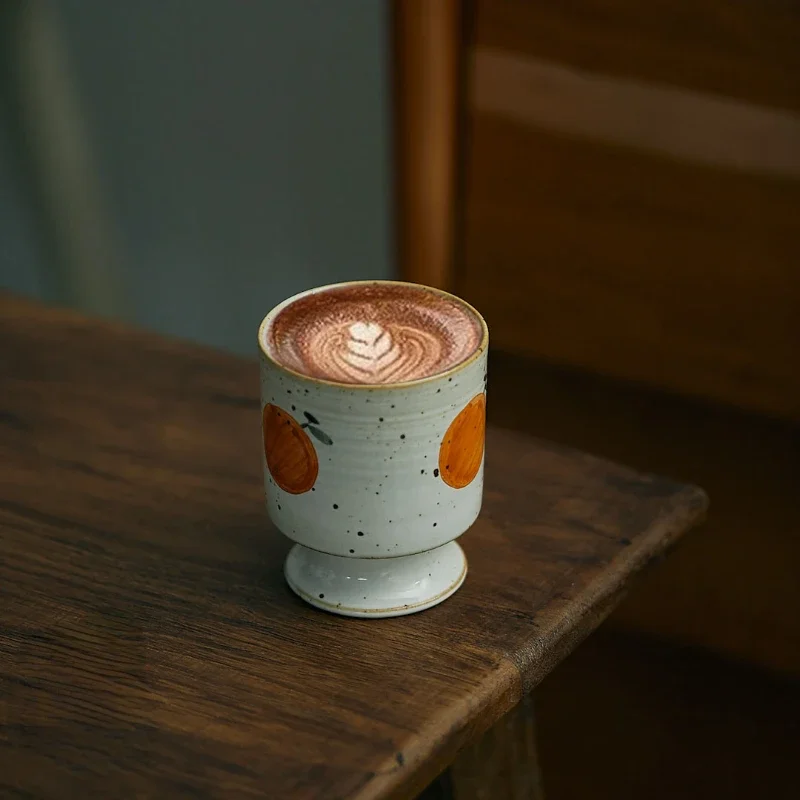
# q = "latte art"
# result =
<box><xmin>265</xmin><ymin>283</ymin><xmax>484</xmax><ymax>385</ymax></box>
<box><xmin>310</xmin><ymin>321</ymin><xmax>444</xmax><ymax>384</ymax></box>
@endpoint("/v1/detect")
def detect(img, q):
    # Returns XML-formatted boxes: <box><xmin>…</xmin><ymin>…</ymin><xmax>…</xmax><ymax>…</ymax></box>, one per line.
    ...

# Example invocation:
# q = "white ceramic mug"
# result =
<box><xmin>258</xmin><ymin>280</ymin><xmax>488</xmax><ymax>617</ymax></box>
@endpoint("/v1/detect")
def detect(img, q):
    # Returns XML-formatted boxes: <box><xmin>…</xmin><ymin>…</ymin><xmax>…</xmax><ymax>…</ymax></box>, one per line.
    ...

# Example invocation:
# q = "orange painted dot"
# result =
<box><xmin>438</xmin><ymin>393</ymin><xmax>486</xmax><ymax>489</ymax></box>
<box><xmin>263</xmin><ymin>403</ymin><xmax>318</xmax><ymax>494</ymax></box>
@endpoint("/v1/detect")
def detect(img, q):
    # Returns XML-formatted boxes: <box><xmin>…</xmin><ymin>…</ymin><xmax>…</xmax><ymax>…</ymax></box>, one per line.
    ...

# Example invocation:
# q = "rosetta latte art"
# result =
<box><xmin>265</xmin><ymin>283</ymin><xmax>484</xmax><ymax>385</ymax></box>
<box><xmin>309</xmin><ymin>321</ymin><xmax>443</xmax><ymax>384</ymax></box>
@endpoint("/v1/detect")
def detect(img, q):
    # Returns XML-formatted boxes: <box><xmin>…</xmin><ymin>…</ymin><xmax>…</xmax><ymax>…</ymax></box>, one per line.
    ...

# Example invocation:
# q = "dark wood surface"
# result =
<box><xmin>0</xmin><ymin>295</ymin><xmax>707</xmax><ymax>799</ymax></box>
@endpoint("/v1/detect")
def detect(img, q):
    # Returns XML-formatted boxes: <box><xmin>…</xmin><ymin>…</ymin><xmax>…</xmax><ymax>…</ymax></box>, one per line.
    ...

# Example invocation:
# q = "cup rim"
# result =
<box><xmin>257</xmin><ymin>279</ymin><xmax>489</xmax><ymax>391</ymax></box>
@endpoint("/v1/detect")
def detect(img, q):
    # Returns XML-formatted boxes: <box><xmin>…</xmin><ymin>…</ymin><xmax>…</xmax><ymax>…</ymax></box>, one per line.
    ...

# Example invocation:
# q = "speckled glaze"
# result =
<box><xmin>258</xmin><ymin>280</ymin><xmax>488</xmax><ymax>618</ymax></box>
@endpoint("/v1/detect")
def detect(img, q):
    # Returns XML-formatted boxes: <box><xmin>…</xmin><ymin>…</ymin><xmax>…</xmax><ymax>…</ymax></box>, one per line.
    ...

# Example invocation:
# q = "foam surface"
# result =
<box><xmin>266</xmin><ymin>283</ymin><xmax>483</xmax><ymax>385</ymax></box>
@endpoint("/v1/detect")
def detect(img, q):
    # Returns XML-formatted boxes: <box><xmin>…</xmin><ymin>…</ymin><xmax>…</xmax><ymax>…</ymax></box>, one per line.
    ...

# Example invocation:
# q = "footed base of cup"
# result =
<box><xmin>284</xmin><ymin>541</ymin><xmax>467</xmax><ymax>619</ymax></box>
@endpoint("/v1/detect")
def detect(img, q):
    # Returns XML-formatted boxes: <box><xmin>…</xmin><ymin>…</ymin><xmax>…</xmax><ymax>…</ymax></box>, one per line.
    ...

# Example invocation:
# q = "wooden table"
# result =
<box><xmin>0</xmin><ymin>295</ymin><xmax>707</xmax><ymax>799</ymax></box>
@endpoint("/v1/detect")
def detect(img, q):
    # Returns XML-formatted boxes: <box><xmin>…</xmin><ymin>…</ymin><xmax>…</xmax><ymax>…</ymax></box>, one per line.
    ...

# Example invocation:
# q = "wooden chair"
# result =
<box><xmin>393</xmin><ymin>0</ymin><xmax>800</xmax><ymax>679</ymax></box>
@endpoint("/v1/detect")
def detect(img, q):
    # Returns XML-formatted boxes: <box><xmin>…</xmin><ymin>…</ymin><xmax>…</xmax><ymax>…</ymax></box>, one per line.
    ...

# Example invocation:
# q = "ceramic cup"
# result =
<box><xmin>258</xmin><ymin>280</ymin><xmax>488</xmax><ymax>618</ymax></box>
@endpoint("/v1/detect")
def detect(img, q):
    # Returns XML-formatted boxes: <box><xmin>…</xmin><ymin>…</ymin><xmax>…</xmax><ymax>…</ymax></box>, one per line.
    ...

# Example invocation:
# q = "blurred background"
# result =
<box><xmin>1</xmin><ymin>1</ymin><xmax>798</xmax><ymax>798</ymax></box>
<box><xmin>0</xmin><ymin>0</ymin><xmax>392</xmax><ymax>351</ymax></box>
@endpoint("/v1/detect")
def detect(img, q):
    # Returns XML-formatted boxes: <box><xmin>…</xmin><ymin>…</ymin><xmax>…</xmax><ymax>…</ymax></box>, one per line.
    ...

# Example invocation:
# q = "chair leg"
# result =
<box><xmin>446</xmin><ymin>693</ymin><xmax>544</xmax><ymax>800</ymax></box>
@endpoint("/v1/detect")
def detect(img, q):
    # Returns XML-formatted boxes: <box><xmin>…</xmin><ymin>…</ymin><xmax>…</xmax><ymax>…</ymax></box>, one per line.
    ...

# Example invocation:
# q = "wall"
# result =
<box><xmin>0</xmin><ymin>0</ymin><xmax>392</xmax><ymax>354</ymax></box>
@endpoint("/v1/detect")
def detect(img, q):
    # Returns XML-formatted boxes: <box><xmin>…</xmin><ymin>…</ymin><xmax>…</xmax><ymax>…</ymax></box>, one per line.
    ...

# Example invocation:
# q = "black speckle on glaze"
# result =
<box><xmin>349</xmin><ymin>549</ymin><xmax>355</xmax><ymax>554</ymax></box>
<box><xmin>287</xmin><ymin>389</ymin><xmax>292</xmax><ymax>394</ymax></box>
<box><xmin>291</xmin><ymin>405</ymin><xmax>296</xmax><ymax>411</ymax></box>
<box><xmin>333</xmin><ymin>504</ymin><xmax>338</xmax><ymax>509</ymax></box>
<box><xmin>357</xmin><ymin>531</ymin><xmax>364</xmax><ymax>536</ymax></box>
<box><xmin>391</xmin><ymin>404</ymin><xmax>395</xmax><ymax>408</ymax></box>
<box><xmin>420</xmin><ymin>469</ymin><xmax>425</xmax><ymax>474</ymax></box>
<box><xmin>379</xmin><ymin>417</ymin><xmax>384</xmax><ymax>422</ymax></box>
<box><xmin>400</xmin><ymin>434</ymin><xmax>405</xmax><ymax>439</ymax></box>
<box><xmin>319</xmin><ymin>593</ymin><xmax>325</xmax><ymax>599</ymax></box>
<box><xmin>433</xmin><ymin>522</ymin><xmax>437</xmax><ymax>527</ymax></box>
<box><xmin>277</xmin><ymin>504</ymin><xmax>281</xmax><ymax>510</ymax></box>
<box><xmin>433</xmin><ymin>468</ymin><xmax>439</xmax><ymax>477</ymax></box>
<box><xmin>396</xmin><ymin>752</ymin><xmax>405</xmax><ymax>767</ymax></box>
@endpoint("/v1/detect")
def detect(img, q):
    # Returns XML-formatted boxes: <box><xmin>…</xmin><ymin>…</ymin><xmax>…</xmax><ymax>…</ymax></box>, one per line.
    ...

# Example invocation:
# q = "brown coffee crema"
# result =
<box><xmin>266</xmin><ymin>283</ymin><xmax>483</xmax><ymax>385</ymax></box>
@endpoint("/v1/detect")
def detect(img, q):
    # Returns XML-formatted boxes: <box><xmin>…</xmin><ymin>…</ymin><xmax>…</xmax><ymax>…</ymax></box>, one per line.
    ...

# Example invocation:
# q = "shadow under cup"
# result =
<box><xmin>258</xmin><ymin>280</ymin><xmax>488</xmax><ymax>618</ymax></box>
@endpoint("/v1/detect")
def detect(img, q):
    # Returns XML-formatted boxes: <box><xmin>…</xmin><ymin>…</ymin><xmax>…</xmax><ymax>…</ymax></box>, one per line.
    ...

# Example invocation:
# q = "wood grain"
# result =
<box><xmin>458</xmin><ymin>0</ymin><xmax>800</xmax><ymax>420</ymax></box>
<box><xmin>0</xmin><ymin>295</ymin><xmax>706</xmax><ymax>799</ymax></box>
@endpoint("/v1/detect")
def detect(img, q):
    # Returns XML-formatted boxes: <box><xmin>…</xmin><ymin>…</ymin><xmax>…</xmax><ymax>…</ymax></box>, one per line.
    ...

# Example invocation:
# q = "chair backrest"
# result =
<box><xmin>395</xmin><ymin>0</ymin><xmax>800</xmax><ymax>422</ymax></box>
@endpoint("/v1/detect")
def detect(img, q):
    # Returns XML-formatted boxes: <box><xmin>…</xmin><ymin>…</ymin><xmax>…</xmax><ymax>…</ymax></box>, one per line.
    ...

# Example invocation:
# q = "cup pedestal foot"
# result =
<box><xmin>284</xmin><ymin>541</ymin><xmax>467</xmax><ymax>618</ymax></box>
